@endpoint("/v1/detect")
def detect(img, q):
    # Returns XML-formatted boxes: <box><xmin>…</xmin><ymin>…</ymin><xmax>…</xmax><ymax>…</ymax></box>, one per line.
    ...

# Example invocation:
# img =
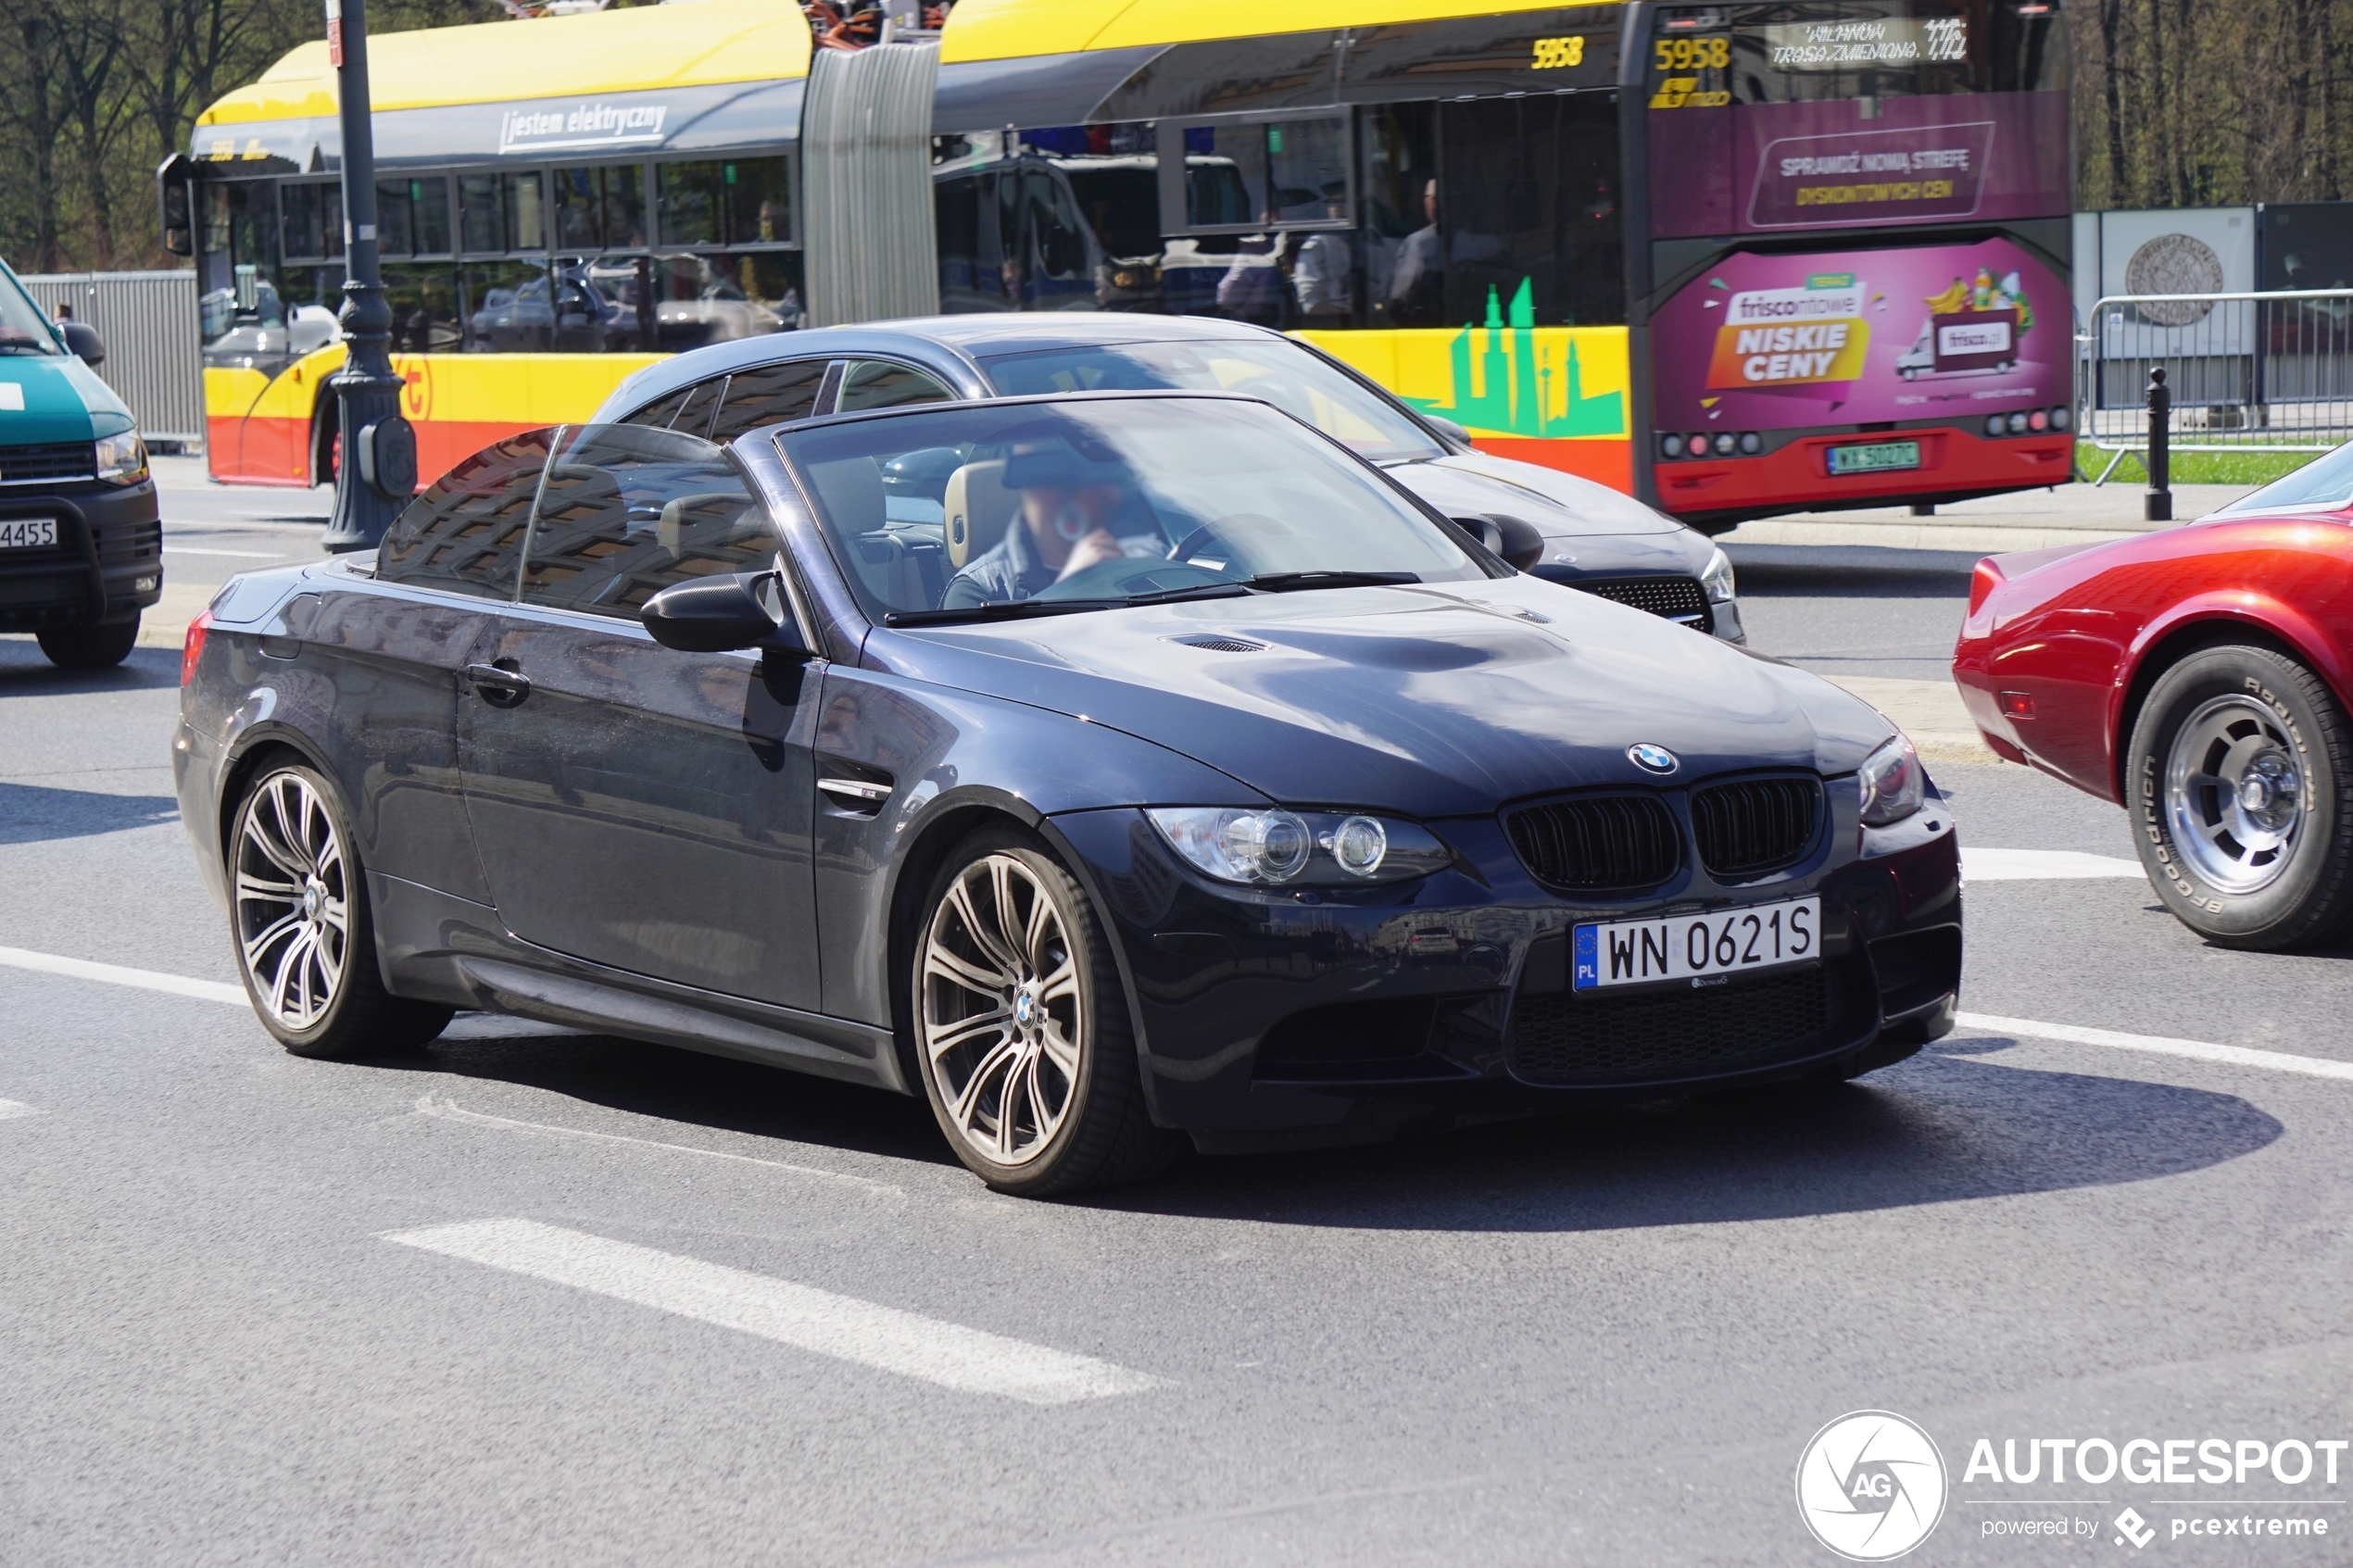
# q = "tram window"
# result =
<box><xmin>411</xmin><ymin>178</ymin><xmax>451</xmax><ymax>256</ymax></box>
<box><xmin>711</xmin><ymin>360</ymin><xmax>827</xmax><ymax>439</ymax></box>
<box><xmin>459</xmin><ymin>174</ymin><xmax>503</xmax><ymax>255</ymax></box>
<box><xmin>283</xmin><ymin>181</ymin><xmax>342</xmax><ymax>261</ymax></box>
<box><xmin>658</xmin><ymin>158</ymin><xmax>795</xmax><ymax>249</ymax></box>
<box><xmin>660</xmin><ymin>164</ymin><xmax>722</xmax><ymax>247</ymax></box>
<box><xmin>1167</xmin><ymin>116</ymin><xmax>1349</xmax><ymax>233</ymax></box>
<box><xmin>1064</xmin><ymin>166</ymin><xmax>1159</xmax><ymax>259</ymax></box>
<box><xmin>459</xmin><ymin>258</ymin><xmax>554</xmax><ymax>352</ymax></box>
<box><xmin>506</xmin><ymin>172</ymin><xmax>546</xmax><ymax>253</ymax></box>
<box><xmin>553</xmin><ymin>168</ymin><xmax>596</xmax><ymax>250</ymax></box>
<box><xmin>1436</xmin><ymin>94</ymin><xmax>1623</xmax><ymax>329</ymax></box>
<box><xmin>936</xmin><ymin>175</ymin><xmax>996</xmax><ymax>307</ymax></box>
<box><xmin>375</xmin><ymin>182</ymin><xmax>413</xmax><ymax>257</ymax></box>
<box><xmin>383</xmin><ymin>265</ymin><xmax>462</xmax><ymax>353</ymax></box>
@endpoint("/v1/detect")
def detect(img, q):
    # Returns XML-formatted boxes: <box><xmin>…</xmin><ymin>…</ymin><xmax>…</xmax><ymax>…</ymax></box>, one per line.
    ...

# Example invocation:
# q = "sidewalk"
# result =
<box><xmin>1718</xmin><ymin>480</ymin><xmax>2257</xmax><ymax>552</ymax></box>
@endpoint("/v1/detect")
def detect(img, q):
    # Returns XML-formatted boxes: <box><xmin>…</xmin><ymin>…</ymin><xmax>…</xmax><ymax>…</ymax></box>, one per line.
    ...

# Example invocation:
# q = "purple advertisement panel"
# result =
<box><xmin>1650</xmin><ymin>237</ymin><xmax>2070</xmax><ymax>432</ymax></box>
<box><xmin>1649</xmin><ymin>93</ymin><xmax>2070</xmax><ymax>238</ymax></box>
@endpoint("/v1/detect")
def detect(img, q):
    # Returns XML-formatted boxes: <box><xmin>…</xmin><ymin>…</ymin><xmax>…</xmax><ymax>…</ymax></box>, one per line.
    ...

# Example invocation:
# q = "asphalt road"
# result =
<box><xmin>5</xmin><ymin>483</ymin><xmax>2352</xmax><ymax>1565</ymax></box>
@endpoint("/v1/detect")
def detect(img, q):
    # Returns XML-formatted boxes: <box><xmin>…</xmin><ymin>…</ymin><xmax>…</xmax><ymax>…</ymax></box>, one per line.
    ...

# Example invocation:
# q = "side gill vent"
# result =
<box><xmin>1169</xmin><ymin>634</ymin><xmax>1267</xmax><ymax>654</ymax></box>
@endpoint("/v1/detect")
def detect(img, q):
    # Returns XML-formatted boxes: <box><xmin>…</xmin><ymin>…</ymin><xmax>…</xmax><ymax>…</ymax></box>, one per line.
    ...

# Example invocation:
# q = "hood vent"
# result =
<box><xmin>1169</xmin><ymin>634</ymin><xmax>1267</xmax><ymax>654</ymax></box>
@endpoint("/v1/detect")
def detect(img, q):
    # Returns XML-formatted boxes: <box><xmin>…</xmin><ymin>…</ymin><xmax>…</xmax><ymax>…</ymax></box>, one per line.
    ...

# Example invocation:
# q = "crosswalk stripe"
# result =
<box><xmin>1962</xmin><ymin>847</ymin><xmax>2145</xmax><ymax>882</ymax></box>
<box><xmin>1956</xmin><ymin>1012</ymin><xmax>2353</xmax><ymax>1084</ymax></box>
<box><xmin>382</xmin><ymin>1219</ymin><xmax>1165</xmax><ymax>1405</ymax></box>
<box><xmin>0</xmin><ymin>947</ymin><xmax>246</xmax><ymax>1006</ymax></box>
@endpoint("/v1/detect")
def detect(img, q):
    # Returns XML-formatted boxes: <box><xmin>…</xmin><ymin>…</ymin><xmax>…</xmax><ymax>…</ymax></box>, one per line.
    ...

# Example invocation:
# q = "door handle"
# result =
<box><xmin>461</xmin><ymin>661</ymin><xmax>532</xmax><ymax>709</ymax></box>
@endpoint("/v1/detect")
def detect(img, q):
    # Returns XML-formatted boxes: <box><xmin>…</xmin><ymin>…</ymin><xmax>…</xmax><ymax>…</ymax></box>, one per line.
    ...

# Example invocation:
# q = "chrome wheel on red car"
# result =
<box><xmin>2128</xmin><ymin>646</ymin><xmax>2353</xmax><ymax>950</ymax></box>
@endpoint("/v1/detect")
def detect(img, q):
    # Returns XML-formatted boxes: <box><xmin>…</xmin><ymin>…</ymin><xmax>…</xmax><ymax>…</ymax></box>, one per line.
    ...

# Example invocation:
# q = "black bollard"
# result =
<box><xmin>2145</xmin><ymin>366</ymin><xmax>2171</xmax><ymax>523</ymax></box>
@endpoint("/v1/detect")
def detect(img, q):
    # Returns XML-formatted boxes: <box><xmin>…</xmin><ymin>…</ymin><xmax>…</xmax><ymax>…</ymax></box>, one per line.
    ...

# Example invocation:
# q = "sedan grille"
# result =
<box><xmin>1692</xmin><ymin>776</ymin><xmax>1823</xmax><ymax>879</ymax></box>
<box><xmin>1505</xmin><ymin>794</ymin><xmax>1681</xmax><ymax>892</ymax></box>
<box><xmin>0</xmin><ymin>442</ymin><xmax>97</xmax><ymax>483</ymax></box>
<box><xmin>1578</xmin><ymin>574</ymin><xmax>1712</xmax><ymax>633</ymax></box>
<box><xmin>1508</xmin><ymin>962</ymin><xmax>1849</xmax><ymax>1085</ymax></box>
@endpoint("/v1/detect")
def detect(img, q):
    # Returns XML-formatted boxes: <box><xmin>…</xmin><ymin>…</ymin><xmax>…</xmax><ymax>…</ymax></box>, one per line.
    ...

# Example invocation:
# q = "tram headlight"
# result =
<box><xmin>1661</xmin><ymin>433</ymin><xmax>1685</xmax><ymax>458</ymax></box>
<box><xmin>1984</xmin><ymin>414</ymin><xmax>2007</xmax><ymax>437</ymax></box>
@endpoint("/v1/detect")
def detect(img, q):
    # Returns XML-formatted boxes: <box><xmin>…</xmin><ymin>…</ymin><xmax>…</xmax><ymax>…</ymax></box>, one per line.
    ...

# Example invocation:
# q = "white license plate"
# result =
<box><xmin>1573</xmin><ymin>896</ymin><xmax>1820</xmax><ymax>991</ymax></box>
<box><xmin>0</xmin><ymin>518</ymin><xmax>57</xmax><ymax>550</ymax></box>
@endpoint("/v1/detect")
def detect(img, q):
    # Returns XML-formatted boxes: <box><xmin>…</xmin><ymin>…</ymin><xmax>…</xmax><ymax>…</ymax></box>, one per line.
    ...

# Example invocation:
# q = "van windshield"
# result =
<box><xmin>0</xmin><ymin>274</ymin><xmax>64</xmax><ymax>356</ymax></box>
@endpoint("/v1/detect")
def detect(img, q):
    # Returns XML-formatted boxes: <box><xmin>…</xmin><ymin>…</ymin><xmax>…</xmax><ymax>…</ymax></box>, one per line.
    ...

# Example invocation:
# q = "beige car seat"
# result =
<box><xmin>942</xmin><ymin>459</ymin><xmax>1019</xmax><ymax>569</ymax></box>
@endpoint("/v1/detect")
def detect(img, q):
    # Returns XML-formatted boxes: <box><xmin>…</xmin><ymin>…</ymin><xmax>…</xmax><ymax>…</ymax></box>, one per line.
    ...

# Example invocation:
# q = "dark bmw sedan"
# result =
<box><xmin>175</xmin><ymin>392</ymin><xmax>1957</xmax><ymax>1196</ymax></box>
<box><xmin>587</xmin><ymin>314</ymin><xmax>1745</xmax><ymax>641</ymax></box>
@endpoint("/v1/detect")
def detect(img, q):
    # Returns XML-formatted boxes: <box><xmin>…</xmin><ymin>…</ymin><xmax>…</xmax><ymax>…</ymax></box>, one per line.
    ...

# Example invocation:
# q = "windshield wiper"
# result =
<box><xmin>1118</xmin><ymin>581</ymin><xmax>1254</xmax><ymax>605</ymax></box>
<box><xmin>883</xmin><ymin>598</ymin><xmax>1122</xmax><ymax>628</ymax></box>
<box><xmin>1243</xmin><ymin>571</ymin><xmax>1421</xmax><ymax>592</ymax></box>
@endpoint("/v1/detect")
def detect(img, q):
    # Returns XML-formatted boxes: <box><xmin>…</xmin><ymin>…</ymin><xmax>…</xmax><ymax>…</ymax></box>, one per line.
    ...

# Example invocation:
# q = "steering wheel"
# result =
<box><xmin>1165</xmin><ymin>512</ymin><xmax>1291</xmax><ymax>568</ymax></box>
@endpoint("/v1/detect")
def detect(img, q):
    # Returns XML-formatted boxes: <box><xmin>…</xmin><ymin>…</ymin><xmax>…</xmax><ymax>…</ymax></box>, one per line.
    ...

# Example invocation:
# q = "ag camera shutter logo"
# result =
<box><xmin>1796</xmin><ymin>1411</ymin><xmax>1948</xmax><ymax>1560</ymax></box>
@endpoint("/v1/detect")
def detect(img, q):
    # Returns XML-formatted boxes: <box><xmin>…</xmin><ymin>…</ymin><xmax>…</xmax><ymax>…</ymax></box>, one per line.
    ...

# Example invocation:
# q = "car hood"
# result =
<box><xmin>874</xmin><ymin>574</ymin><xmax>1893</xmax><ymax>819</ymax></box>
<box><xmin>0</xmin><ymin>352</ymin><xmax>131</xmax><ymax>444</ymax></box>
<box><xmin>1390</xmin><ymin>452</ymin><xmax>1689</xmax><ymax>541</ymax></box>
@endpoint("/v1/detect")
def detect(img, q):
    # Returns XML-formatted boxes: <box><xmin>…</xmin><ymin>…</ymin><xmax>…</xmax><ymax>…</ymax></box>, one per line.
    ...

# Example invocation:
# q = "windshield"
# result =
<box><xmin>775</xmin><ymin>395</ymin><xmax>1491</xmax><ymax>624</ymax></box>
<box><xmin>0</xmin><ymin>272</ymin><xmax>63</xmax><ymax>357</ymax></box>
<box><xmin>976</xmin><ymin>339</ymin><xmax>1446</xmax><ymax>465</ymax></box>
<box><xmin>2215</xmin><ymin>443</ymin><xmax>2353</xmax><ymax>515</ymax></box>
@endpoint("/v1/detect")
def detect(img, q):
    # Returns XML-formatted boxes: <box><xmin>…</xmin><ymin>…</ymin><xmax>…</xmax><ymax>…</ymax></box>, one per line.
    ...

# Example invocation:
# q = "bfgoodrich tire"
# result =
<box><xmin>2126</xmin><ymin>645</ymin><xmax>2353</xmax><ymax>949</ymax></box>
<box><xmin>910</xmin><ymin>825</ymin><xmax>1180</xmax><ymax>1197</ymax></box>
<box><xmin>36</xmin><ymin>615</ymin><xmax>139</xmax><ymax>669</ymax></box>
<box><xmin>229</xmin><ymin>761</ymin><xmax>452</xmax><ymax>1058</ymax></box>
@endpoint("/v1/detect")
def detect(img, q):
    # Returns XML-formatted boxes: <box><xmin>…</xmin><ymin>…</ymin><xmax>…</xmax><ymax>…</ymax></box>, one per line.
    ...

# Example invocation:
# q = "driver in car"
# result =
<box><xmin>941</xmin><ymin>442</ymin><xmax>1162</xmax><ymax>608</ymax></box>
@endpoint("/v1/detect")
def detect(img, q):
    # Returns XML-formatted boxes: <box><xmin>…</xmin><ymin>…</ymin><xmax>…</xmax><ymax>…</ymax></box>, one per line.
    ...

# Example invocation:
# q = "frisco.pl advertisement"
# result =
<box><xmin>1652</xmin><ymin>237</ymin><xmax>2070</xmax><ymax>434</ymax></box>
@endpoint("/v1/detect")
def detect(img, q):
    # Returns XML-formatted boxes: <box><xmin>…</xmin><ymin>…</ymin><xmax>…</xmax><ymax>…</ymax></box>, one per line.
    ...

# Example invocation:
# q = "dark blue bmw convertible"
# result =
<box><xmin>174</xmin><ymin>391</ymin><xmax>1959</xmax><ymax>1195</ymax></box>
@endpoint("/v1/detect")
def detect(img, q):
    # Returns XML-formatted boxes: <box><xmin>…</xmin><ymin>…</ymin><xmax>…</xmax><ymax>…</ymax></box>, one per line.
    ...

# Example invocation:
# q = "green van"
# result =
<box><xmin>0</xmin><ymin>258</ymin><xmax>161</xmax><ymax>668</ymax></box>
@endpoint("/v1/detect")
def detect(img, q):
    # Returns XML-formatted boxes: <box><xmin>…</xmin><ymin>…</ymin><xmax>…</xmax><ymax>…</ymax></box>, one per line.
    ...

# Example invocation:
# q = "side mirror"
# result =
<box><xmin>60</xmin><ymin>320</ymin><xmax>104</xmax><ymax>366</ymax></box>
<box><xmin>157</xmin><ymin>155</ymin><xmax>195</xmax><ymax>257</ymax></box>
<box><xmin>1423</xmin><ymin>414</ymin><xmax>1470</xmax><ymax>446</ymax></box>
<box><xmin>642</xmin><ymin>571</ymin><xmax>813</xmax><ymax>659</ymax></box>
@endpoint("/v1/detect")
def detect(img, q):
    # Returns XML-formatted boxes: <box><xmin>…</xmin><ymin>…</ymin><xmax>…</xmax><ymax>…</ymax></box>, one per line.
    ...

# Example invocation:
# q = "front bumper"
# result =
<box><xmin>1052</xmin><ymin>800</ymin><xmax>1960</xmax><ymax>1149</ymax></box>
<box><xmin>0</xmin><ymin>480</ymin><xmax>162</xmax><ymax>633</ymax></box>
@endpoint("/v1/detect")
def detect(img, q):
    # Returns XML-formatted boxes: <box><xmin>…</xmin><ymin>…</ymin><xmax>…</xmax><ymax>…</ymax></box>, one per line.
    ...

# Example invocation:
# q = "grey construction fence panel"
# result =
<box><xmin>19</xmin><ymin>270</ymin><xmax>205</xmax><ymax>447</ymax></box>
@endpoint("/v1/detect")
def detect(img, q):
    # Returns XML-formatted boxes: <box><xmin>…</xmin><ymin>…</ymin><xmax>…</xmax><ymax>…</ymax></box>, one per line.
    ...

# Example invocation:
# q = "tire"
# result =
<box><xmin>2125</xmin><ymin>645</ymin><xmax>2353</xmax><ymax>949</ymax></box>
<box><xmin>36</xmin><ymin>615</ymin><xmax>138</xmax><ymax>669</ymax></box>
<box><xmin>910</xmin><ymin>825</ymin><xmax>1180</xmax><ymax>1196</ymax></box>
<box><xmin>229</xmin><ymin>761</ymin><xmax>452</xmax><ymax>1058</ymax></box>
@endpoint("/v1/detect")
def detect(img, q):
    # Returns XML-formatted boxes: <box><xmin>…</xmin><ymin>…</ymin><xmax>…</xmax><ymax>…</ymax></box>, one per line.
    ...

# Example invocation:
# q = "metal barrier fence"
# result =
<box><xmin>18</xmin><ymin>270</ymin><xmax>205</xmax><ymax>448</ymax></box>
<box><xmin>2077</xmin><ymin>288</ymin><xmax>2353</xmax><ymax>483</ymax></box>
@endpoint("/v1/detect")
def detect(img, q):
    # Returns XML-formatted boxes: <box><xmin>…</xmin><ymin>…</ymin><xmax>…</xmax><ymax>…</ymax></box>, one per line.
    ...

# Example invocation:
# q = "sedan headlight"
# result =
<box><xmin>1700</xmin><ymin>546</ymin><xmax>1735</xmax><ymax>604</ymax></box>
<box><xmin>96</xmin><ymin>431</ymin><xmax>147</xmax><ymax>486</ymax></box>
<box><xmin>1857</xmin><ymin>734</ymin><xmax>1924</xmax><ymax>826</ymax></box>
<box><xmin>1148</xmin><ymin>807</ymin><xmax>1454</xmax><ymax>884</ymax></box>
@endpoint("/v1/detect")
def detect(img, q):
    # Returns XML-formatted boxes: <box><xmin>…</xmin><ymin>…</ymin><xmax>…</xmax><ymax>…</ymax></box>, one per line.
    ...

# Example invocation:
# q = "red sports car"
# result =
<box><xmin>1954</xmin><ymin>448</ymin><xmax>2353</xmax><ymax>949</ymax></box>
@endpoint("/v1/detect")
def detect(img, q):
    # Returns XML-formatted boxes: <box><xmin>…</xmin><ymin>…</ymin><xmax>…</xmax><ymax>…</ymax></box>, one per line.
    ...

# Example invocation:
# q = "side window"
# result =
<box><xmin>621</xmin><ymin>376</ymin><xmax>724</xmax><ymax>436</ymax></box>
<box><xmin>517</xmin><ymin>425</ymin><xmax>777</xmax><ymax>619</ymax></box>
<box><xmin>378</xmin><ymin>430</ymin><xmax>548</xmax><ymax>598</ymax></box>
<box><xmin>710</xmin><ymin>360</ymin><xmax>826</xmax><ymax>440</ymax></box>
<box><xmin>836</xmin><ymin>359</ymin><xmax>954</xmax><ymax>413</ymax></box>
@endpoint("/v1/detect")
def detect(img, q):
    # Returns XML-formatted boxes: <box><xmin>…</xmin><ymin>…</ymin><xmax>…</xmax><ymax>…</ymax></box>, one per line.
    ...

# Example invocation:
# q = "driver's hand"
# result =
<box><xmin>1056</xmin><ymin>529</ymin><xmax>1123</xmax><ymax>582</ymax></box>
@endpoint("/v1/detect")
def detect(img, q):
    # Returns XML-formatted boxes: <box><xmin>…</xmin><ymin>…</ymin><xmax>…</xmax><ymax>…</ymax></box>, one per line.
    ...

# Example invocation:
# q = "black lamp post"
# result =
<box><xmin>318</xmin><ymin>0</ymin><xmax>416</xmax><ymax>553</ymax></box>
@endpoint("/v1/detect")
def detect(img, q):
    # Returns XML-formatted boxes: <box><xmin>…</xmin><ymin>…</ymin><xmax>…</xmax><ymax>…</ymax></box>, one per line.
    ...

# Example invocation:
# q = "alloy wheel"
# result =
<box><xmin>919</xmin><ymin>852</ymin><xmax>1084</xmax><ymax>1167</ymax></box>
<box><xmin>2165</xmin><ymin>694</ymin><xmax>2307</xmax><ymax>895</ymax></box>
<box><xmin>234</xmin><ymin>771</ymin><xmax>349</xmax><ymax>1031</ymax></box>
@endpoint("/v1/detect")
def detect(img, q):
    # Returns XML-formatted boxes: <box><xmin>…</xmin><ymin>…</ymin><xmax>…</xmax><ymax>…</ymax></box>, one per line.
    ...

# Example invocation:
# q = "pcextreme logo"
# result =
<box><xmin>1796</xmin><ymin>1411</ymin><xmax>1950</xmax><ymax>1561</ymax></box>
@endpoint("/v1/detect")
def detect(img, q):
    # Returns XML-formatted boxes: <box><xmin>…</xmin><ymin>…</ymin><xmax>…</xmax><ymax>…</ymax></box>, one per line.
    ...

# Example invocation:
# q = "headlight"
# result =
<box><xmin>1700</xmin><ymin>546</ymin><xmax>1735</xmax><ymax>604</ymax></box>
<box><xmin>95</xmin><ymin>431</ymin><xmax>147</xmax><ymax>486</ymax></box>
<box><xmin>1148</xmin><ymin>808</ymin><xmax>1454</xmax><ymax>884</ymax></box>
<box><xmin>1858</xmin><ymin>734</ymin><xmax>1924</xmax><ymax>826</ymax></box>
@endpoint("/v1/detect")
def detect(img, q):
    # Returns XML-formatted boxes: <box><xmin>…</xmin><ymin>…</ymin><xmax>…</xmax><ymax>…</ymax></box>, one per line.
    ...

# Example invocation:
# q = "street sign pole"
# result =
<box><xmin>318</xmin><ymin>0</ymin><xmax>416</xmax><ymax>553</ymax></box>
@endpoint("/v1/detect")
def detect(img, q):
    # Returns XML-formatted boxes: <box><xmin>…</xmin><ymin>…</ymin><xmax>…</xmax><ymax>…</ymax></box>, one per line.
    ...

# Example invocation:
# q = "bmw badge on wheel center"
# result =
<box><xmin>174</xmin><ymin>391</ymin><xmax>1960</xmax><ymax>1196</ymax></box>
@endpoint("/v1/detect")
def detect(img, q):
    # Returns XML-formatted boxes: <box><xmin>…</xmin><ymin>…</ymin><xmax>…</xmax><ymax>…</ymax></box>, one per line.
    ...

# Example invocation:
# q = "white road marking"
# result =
<box><xmin>0</xmin><ymin>1099</ymin><xmax>44</xmax><ymax>1119</ymax></box>
<box><xmin>160</xmin><ymin>546</ymin><xmax>289</xmax><ymax>559</ymax></box>
<box><xmin>0</xmin><ymin>947</ymin><xmax>245</xmax><ymax>1006</ymax></box>
<box><xmin>1957</xmin><ymin>1012</ymin><xmax>2353</xmax><ymax>1084</ymax></box>
<box><xmin>414</xmin><ymin>1096</ymin><xmax>902</xmax><ymax>1198</ymax></box>
<box><xmin>382</xmin><ymin>1219</ymin><xmax>1165</xmax><ymax>1405</ymax></box>
<box><xmin>1963</xmin><ymin>847</ymin><xmax>2146</xmax><ymax>881</ymax></box>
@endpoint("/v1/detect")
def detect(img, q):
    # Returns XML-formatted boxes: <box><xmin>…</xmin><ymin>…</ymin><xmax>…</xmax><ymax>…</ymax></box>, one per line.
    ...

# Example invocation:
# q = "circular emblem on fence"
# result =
<box><xmin>2123</xmin><ymin>233</ymin><xmax>2223</xmax><ymax>327</ymax></box>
